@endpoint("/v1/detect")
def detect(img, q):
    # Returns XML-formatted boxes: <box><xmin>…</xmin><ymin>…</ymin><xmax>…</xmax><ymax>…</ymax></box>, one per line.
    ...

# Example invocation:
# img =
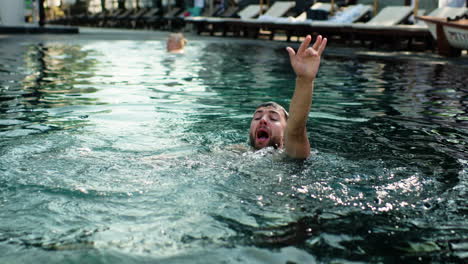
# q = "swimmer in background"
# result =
<box><xmin>166</xmin><ymin>33</ymin><xmax>187</xmax><ymax>53</ymax></box>
<box><xmin>249</xmin><ymin>34</ymin><xmax>327</xmax><ymax>160</ymax></box>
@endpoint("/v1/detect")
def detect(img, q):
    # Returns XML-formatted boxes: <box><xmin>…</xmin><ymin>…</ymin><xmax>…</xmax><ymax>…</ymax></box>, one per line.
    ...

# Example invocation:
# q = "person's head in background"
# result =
<box><xmin>166</xmin><ymin>33</ymin><xmax>187</xmax><ymax>53</ymax></box>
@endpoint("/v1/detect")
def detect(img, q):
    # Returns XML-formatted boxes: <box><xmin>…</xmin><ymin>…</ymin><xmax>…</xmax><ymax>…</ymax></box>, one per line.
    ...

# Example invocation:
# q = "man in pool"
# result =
<box><xmin>249</xmin><ymin>34</ymin><xmax>327</xmax><ymax>159</ymax></box>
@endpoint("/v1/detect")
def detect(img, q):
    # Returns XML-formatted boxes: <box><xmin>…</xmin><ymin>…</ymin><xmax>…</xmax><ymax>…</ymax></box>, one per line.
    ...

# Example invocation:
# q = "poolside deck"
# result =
<box><xmin>0</xmin><ymin>22</ymin><xmax>433</xmax><ymax>53</ymax></box>
<box><xmin>4</xmin><ymin>15</ymin><xmax>464</xmax><ymax>56</ymax></box>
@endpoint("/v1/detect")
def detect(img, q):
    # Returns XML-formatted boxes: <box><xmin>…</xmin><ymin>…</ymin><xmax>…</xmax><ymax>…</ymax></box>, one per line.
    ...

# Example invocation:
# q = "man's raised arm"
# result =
<box><xmin>284</xmin><ymin>35</ymin><xmax>327</xmax><ymax>159</ymax></box>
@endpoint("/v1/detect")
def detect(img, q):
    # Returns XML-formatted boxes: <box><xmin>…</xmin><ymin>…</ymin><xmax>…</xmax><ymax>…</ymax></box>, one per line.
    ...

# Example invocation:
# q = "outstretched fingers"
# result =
<box><xmin>297</xmin><ymin>35</ymin><xmax>312</xmax><ymax>55</ymax></box>
<box><xmin>287</xmin><ymin>35</ymin><xmax>327</xmax><ymax>59</ymax></box>
<box><xmin>286</xmin><ymin>46</ymin><xmax>296</xmax><ymax>60</ymax></box>
<box><xmin>317</xmin><ymin>37</ymin><xmax>327</xmax><ymax>56</ymax></box>
<box><xmin>311</xmin><ymin>35</ymin><xmax>322</xmax><ymax>51</ymax></box>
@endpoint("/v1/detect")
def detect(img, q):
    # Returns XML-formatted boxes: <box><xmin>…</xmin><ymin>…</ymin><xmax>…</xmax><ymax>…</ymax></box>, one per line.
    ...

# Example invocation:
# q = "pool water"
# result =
<box><xmin>0</xmin><ymin>36</ymin><xmax>467</xmax><ymax>263</ymax></box>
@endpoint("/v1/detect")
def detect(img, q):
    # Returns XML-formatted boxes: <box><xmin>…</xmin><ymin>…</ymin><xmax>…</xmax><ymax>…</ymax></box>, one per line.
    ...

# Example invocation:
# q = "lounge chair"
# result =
<box><xmin>137</xmin><ymin>8</ymin><xmax>161</xmax><ymax>29</ymax></box>
<box><xmin>84</xmin><ymin>10</ymin><xmax>109</xmax><ymax>27</ymax></box>
<box><xmin>56</xmin><ymin>10</ymin><xmax>96</xmax><ymax>26</ymax></box>
<box><xmin>98</xmin><ymin>9</ymin><xmax>125</xmax><ymax>27</ymax></box>
<box><xmin>81</xmin><ymin>11</ymin><xmax>105</xmax><ymax>26</ymax></box>
<box><xmin>69</xmin><ymin>11</ymin><xmax>89</xmax><ymax>26</ymax></box>
<box><xmin>358</xmin><ymin>6</ymin><xmax>415</xmax><ymax>26</ymax></box>
<box><xmin>260</xmin><ymin>1</ymin><xmax>296</xmax><ymax>18</ymax></box>
<box><xmin>106</xmin><ymin>9</ymin><xmax>135</xmax><ymax>27</ymax></box>
<box><xmin>159</xmin><ymin>7</ymin><xmax>184</xmax><ymax>30</ymax></box>
<box><xmin>227</xmin><ymin>2</ymin><xmax>296</xmax><ymax>38</ymax></box>
<box><xmin>303</xmin><ymin>2</ymin><xmax>338</xmax><ymax>21</ymax></box>
<box><xmin>200</xmin><ymin>6</ymin><xmax>223</xmax><ymax>17</ymax></box>
<box><xmin>285</xmin><ymin>4</ymin><xmax>372</xmax><ymax>41</ymax></box>
<box><xmin>184</xmin><ymin>4</ymin><xmax>264</xmax><ymax>35</ymax></box>
<box><xmin>380</xmin><ymin>6</ymin><xmax>467</xmax><ymax>40</ymax></box>
<box><xmin>144</xmin><ymin>7</ymin><xmax>180</xmax><ymax>29</ymax></box>
<box><xmin>47</xmin><ymin>12</ymin><xmax>76</xmax><ymax>25</ymax></box>
<box><xmin>412</xmin><ymin>7</ymin><xmax>467</xmax><ymax>52</ymax></box>
<box><xmin>326</xmin><ymin>4</ymin><xmax>372</xmax><ymax>23</ymax></box>
<box><xmin>350</xmin><ymin>6</ymin><xmax>430</xmax><ymax>49</ymax></box>
<box><xmin>126</xmin><ymin>8</ymin><xmax>149</xmax><ymax>28</ymax></box>
<box><xmin>219</xmin><ymin>6</ymin><xmax>239</xmax><ymax>18</ymax></box>
<box><xmin>415</xmin><ymin>6</ymin><xmax>467</xmax><ymax>26</ymax></box>
<box><xmin>259</xmin><ymin>4</ymin><xmax>372</xmax><ymax>41</ymax></box>
<box><xmin>237</xmin><ymin>4</ymin><xmax>265</xmax><ymax>19</ymax></box>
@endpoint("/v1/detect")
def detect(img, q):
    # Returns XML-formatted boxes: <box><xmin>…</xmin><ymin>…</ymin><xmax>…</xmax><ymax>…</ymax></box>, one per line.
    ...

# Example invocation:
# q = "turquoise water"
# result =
<box><xmin>0</xmin><ymin>36</ymin><xmax>467</xmax><ymax>263</ymax></box>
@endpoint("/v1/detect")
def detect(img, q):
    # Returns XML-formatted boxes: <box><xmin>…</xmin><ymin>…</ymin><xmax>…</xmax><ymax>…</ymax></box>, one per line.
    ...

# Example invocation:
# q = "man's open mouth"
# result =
<box><xmin>256</xmin><ymin>128</ymin><xmax>270</xmax><ymax>143</ymax></box>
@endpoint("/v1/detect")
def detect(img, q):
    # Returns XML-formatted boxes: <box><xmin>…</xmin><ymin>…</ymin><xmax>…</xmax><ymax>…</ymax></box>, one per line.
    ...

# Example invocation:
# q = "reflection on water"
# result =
<box><xmin>0</xmin><ymin>43</ymin><xmax>99</xmax><ymax>137</ymax></box>
<box><xmin>0</xmin><ymin>38</ymin><xmax>467</xmax><ymax>263</ymax></box>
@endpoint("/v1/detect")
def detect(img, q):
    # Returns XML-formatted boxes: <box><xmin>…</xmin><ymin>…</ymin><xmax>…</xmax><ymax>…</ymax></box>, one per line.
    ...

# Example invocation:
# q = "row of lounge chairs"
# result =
<box><xmin>48</xmin><ymin>7</ymin><xmax>188</xmax><ymax>30</ymax></box>
<box><xmin>48</xmin><ymin>2</ymin><xmax>467</xmax><ymax>52</ymax></box>
<box><xmin>47</xmin><ymin>4</ymin><xmax>246</xmax><ymax>30</ymax></box>
<box><xmin>184</xmin><ymin>2</ymin><xmax>467</xmax><ymax>50</ymax></box>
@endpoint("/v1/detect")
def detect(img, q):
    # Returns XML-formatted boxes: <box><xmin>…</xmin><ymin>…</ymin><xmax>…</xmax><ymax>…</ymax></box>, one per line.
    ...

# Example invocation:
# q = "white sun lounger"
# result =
<box><xmin>287</xmin><ymin>4</ymin><xmax>371</xmax><ymax>24</ymax></box>
<box><xmin>348</xmin><ymin>5</ymin><xmax>423</xmax><ymax>38</ymax></box>
<box><xmin>261</xmin><ymin>1</ymin><xmax>295</xmax><ymax>18</ymax></box>
<box><xmin>415</xmin><ymin>6</ymin><xmax>467</xmax><ymax>25</ymax></box>
<box><xmin>346</xmin><ymin>6</ymin><xmax>435</xmax><ymax>50</ymax></box>
<box><xmin>185</xmin><ymin>4</ymin><xmax>263</xmax><ymax>23</ymax></box>
<box><xmin>363</xmin><ymin>6</ymin><xmax>415</xmax><ymax>26</ymax></box>
<box><xmin>246</xmin><ymin>4</ymin><xmax>372</xmax><ymax>41</ymax></box>
<box><xmin>237</xmin><ymin>4</ymin><xmax>264</xmax><ymax>19</ymax></box>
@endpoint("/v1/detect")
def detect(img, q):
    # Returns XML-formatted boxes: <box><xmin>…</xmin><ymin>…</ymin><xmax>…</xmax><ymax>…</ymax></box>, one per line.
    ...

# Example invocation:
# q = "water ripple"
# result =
<box><xmin>0</xmin><ymin>39</ymin><xmax>466</xmax><ymax>263</ymax></box>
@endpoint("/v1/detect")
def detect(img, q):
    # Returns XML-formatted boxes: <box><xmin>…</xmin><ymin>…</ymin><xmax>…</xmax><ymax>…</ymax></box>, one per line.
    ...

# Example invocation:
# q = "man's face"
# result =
<box><xmin>249</xmin><ymin>106</ymin><xmax>287</xmax><ymax>150</ymax></box>
<box><xmin>166</xmin><ymin>37</ymin><xmax>183</xmax><ymax>52</ymax></box>
<box><xmin>166</xmin><ymin>39</ymin><xmax>179</xmax><ymax>51</ymax></box>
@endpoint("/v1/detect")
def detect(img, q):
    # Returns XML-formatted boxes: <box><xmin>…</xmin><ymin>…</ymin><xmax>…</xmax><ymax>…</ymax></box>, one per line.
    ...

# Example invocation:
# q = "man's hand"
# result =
<box><xmin>284</xmin><ymin>35</ymin><xmax>327</xmax><ymax>159</ymax></box>
<box><xmin>286</xmin><ymin>35</ymin><xmax>327</xmax><ymax>82</ymax></box>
